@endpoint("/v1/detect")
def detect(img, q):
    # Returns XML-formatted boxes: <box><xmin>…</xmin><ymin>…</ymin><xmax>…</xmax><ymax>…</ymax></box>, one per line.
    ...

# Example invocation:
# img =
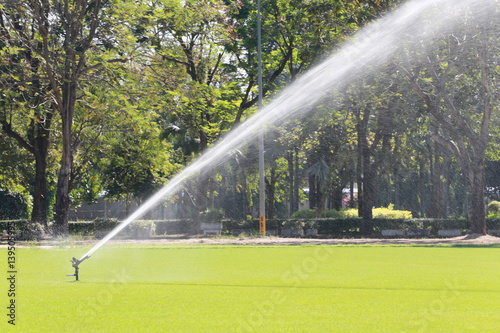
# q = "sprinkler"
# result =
<box><xmin>67</xmin><ymin>255</ymin><xmax>89</xmax><ymax>281</ymax></box>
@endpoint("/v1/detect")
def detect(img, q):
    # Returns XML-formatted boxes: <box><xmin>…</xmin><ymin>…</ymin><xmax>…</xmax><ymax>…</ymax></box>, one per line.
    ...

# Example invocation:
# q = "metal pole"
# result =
<box><xmin>258</xmin><ymin>0</ymin><xmax>266</xmax><ymax>235</ymax></box>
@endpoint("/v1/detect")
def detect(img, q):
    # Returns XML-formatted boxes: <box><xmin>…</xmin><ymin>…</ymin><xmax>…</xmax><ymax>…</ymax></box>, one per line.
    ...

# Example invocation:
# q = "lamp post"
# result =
<box><xmin>258</xmin><ymin>0</ymin><xmax>266</xmax><ymax>235</ymax></box>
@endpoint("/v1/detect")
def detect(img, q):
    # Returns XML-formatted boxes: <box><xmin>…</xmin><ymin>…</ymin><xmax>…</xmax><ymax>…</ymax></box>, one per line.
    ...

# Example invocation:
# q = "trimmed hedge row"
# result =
<box><xmin>0</xmin><ymin>220</ymin><xmax>44</xmax><ymax>240</ymax></box>
<box><xmin>3</xmin><ymin>217</ymin><xmax>500</xmax><ymax>239</ymax></box>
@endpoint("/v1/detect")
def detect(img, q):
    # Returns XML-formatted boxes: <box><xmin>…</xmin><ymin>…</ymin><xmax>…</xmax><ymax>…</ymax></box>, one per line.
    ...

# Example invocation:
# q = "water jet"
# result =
<box><xmin>68</xmin><ymin>0</ymin><xmax>497</xmax><ymax>279</ymax></box>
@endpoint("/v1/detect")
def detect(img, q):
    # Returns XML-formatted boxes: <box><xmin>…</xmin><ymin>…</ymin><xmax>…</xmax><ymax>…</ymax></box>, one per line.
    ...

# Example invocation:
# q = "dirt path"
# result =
<box><xmin>121</xmin><ymin>233</ymin><xmax>500</xmax><ymax>246</ymax></box>
<box><xmin>5</xmin><ymin>233</ymin><xmax>500</xmax><ymax>248</ymax></box>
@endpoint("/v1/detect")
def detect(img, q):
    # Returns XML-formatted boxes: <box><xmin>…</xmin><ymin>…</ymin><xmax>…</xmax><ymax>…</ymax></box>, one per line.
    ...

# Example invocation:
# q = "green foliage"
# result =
<box><xmin>373</xmin><ymin>204</ymin><xmax>412</xmax><ymax>219</ymax></box>
<box><xmin>281</xmin><ymin>219</ymin><xmax>304</xmax><ymax>229</ymax></box>
<box><xmin>92</xmin><ymin>218</ymin><xmax>121</xmax><ymax>239</ymax></box>
<box><xmin>291</xmin><ymin>205</ymin><xmax>411</xmax><ymax>220</ymax></box>
<box><xmin>200</xmin><ymin>208</ymin><xmax>225</xmax><ymax>223</ymax></box>
<box><xmin>0</xmin><ymin>220</ymin><xmax>44</xmax><ymax>240</ymax></box>
<box><xmin>127</xmin><ymin>220</ymin><xmax>156</xmax><ymax>239</ymax></box>
<box><xmin>221</xmin><ymin>219</ymin><xmax>256</xmax><ymax>233</ymax></box>
<box><xmin>316</xmin><ymin>218</ymin><xmax>362</xmax><ymax>234</ymax></box>
<box><xmin>488</xmin><ymin>201</ymin><xmax>500</xmax><ymax>214</ymax></box>
<box><xmin>154</xmin><ymin>220</ymin><xmax>190</xmax><ymax>235</ymax></box>
<box><xmin>68</xmin><ymin>221</ymin><xmax>95</xmax><ymax>235</ymax></box>
<box><xmin>486</xmin><ymin>218</ymin><xmax>500</xmax><ymax>230</ymax></box>
<box><xmin>16</xmin><ymin>222</ymin><xmax>44</xmax><ymax>241</ymax></box>
<box><xmin>0</xmin><ymin>190</ymin><xmax>29</xmax><ymax>219</ymax></box>
<box><xmin>292</xmin><ymin>209</ymin><xmax>344</xmax><ymax>219</ymax></box>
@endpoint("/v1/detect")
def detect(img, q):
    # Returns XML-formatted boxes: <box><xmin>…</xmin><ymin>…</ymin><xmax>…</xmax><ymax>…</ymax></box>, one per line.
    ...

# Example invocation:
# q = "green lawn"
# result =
<box><xmin>2</xmin><ymin>243</ymin><xmax>500</xmax><ymax>332</ymax></box>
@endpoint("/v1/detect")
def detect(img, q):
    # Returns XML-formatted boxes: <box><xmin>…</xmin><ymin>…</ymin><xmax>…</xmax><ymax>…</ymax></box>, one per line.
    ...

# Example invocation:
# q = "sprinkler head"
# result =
<box><xmin>67</xmin><ymin>255</ymin><xmax>89</xmax><ymax>281</ymax></box>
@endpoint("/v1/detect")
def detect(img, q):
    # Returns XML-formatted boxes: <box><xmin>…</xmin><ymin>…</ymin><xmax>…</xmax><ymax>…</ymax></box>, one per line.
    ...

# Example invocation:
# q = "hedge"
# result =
<box><xmin>0</xmin><ymin>220</ymin><xmax>44</xmax><ymax>240</ymax></box>
<box><xmin>0</xmin><ymin>191</ymin><xmax>29</xmax><ymax>220</ymax></box>
<box><xmin>3</xmin><ymin>217</ymin><xmax>500</xmax><ymax>239</ymax></box>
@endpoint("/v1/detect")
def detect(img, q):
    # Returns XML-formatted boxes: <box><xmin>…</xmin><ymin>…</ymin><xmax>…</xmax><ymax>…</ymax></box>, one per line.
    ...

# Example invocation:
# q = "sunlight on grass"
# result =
<box><xmin>2</xmin><ymin>245</ymin><xmax>500</xmax><ymax>332</ymax></box>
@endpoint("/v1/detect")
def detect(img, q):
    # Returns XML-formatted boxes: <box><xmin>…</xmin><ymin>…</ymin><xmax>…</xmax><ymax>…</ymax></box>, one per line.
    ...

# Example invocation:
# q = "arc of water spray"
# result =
<box><xmin>74</xmin><ymin>0</ymin><xmax>495</xmax><ymax>269</ymax></box>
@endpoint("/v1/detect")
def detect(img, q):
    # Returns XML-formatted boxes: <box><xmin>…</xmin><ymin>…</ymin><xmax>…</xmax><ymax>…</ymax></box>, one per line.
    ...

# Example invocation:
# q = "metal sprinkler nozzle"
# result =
<box><xmin>67</xmin><ymin>255</ymin><xmax>89</xmax><ymax>281</ymax></box>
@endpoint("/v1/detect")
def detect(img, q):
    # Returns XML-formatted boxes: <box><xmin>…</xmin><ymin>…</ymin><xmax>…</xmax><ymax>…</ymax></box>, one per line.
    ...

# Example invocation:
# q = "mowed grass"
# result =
<box><xmin>2</xmin><ymin>244</ymin><xmax>500</xmax><ymax>332</ymax></box>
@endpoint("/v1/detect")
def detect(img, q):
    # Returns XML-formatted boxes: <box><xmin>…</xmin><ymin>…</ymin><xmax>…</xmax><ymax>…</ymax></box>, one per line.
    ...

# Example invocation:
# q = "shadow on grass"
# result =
<box><xmin>75</xmin><ymin>280</ymin><xmax>500</xmax><ymax>293</ymax></box>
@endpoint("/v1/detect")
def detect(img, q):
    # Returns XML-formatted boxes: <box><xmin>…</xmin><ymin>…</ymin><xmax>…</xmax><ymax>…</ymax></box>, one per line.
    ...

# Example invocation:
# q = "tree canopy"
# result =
<box><xmin>1</xmin><ymin>0</ymin><xmax>499</xmax><ymax>236</ymax></box>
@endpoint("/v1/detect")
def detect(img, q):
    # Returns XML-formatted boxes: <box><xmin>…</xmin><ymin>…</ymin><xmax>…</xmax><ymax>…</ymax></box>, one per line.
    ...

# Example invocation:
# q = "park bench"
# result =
<box><xmin>201</xmin><ymin>222</ymin><xmax>223</xmax><ymax>236</ymax></box>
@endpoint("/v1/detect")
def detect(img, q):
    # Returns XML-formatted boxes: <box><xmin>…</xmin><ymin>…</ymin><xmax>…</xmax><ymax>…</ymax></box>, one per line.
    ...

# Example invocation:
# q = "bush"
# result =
<box><xmin>316</xmin><ymin>218</ymin><xmax>361</xmax><ymax>234</ymax></box>
<box><xmin>291</xmin><ymin>209</ymin><xmax>356</xmax><ymax>219</ymax></box>
<box><xmin>93</xmin><ymin>218</ymin><xmax>121</xmax><ymax>239</ymax></box>
<box><xmin>68</xmin><ymin>221</ymin><xmax>94</xmax><ymax>235</ymax></box>
<box><xmin>127</xmin><ymin>220</ymin><xmax>155</xmax><ymax>239</ymax></box>
<box><xmin>488</xmin><ymin>201</ymin><xmax>500</xmax><ymax>217</ymax></box>
<box><xmin>16</xmin><ymin>222</ymin><xmax>44</xmax><ymax>241</ymax></box>
<box><xmin>372</xmin><ymin>219</ymin><xmax>423</xmax><ymax>230</ymax></box>
<box><xmin>281</xmin><ymin>220</ymin><xmax>304</xmax><ymax>229</ymax></box>
<box><xmin>291</xmin><ymin>205</ymin><xmax>411</xmax><ymax>220</ymax></box>
<box><xmin>155</xmin><ymin>220</ymin><xmax>189</xmax><ymax>234</ymax></box>
<box><xmin>486</xmin><ymin>218</ymin><xmax>500</xmax><ymax>230</ymax></box>
<box><xmin>0</xmin><ymin>220</ymin><xmax>44</xmax><ymax>240</ymax></box>
<box><xmin>200</xmin><ymin>208</ymin><xmax>225</xmax><ymax>223</ymax></box>
<box><xmin>373</xmin><ymin>204</ymin><xmax>412</xmax><ymax>219</ymax></box>
<box><xmin>222</xmin><ymin>219</ymin><xmax>257</xmax><ymax>234</ymax></box>
<box><xmin>0</xmin><ymin>190</ymin><xmax>29</xmax><ymax>220</ymax></box>
<box><xmin>488</xmin><ymin>201</ymin><xmax>500</xmax><ymax>212</ymax></box>
<box><xmin>291</xmin><ymin>210</ymin><xmax>315</xmax><ymax>219</ymax></box>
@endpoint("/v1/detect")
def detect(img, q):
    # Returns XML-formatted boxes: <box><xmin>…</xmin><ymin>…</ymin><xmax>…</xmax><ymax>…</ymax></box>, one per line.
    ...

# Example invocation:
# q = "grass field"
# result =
<box><xmin>2</xmin><ymin>243</ymin><xmax>500</xmax><ymax>332</ymax></box>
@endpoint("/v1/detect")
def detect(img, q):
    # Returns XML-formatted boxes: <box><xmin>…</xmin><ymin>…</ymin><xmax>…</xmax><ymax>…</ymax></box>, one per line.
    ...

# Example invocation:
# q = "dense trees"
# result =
<box><xmin>0</xmin><ymin>0</ymin><xmax>498</xmax><ymax>236</ymax></box>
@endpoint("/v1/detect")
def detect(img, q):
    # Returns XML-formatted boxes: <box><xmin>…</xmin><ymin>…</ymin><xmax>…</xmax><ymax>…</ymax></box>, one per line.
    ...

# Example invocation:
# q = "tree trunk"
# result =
<box><xmin>287</xmin><ymin>151</ymin><xmax>294</xmax><ymax>217</ymax></box>
<box><xmin>418</xmin><ymin>158</ymin><xmax>426</xmax><ymax>218</ymax></box>
<box><xmin>54</xmin><ymin>82</ymin><xmax>76</xmax><ymax>235</ymax></box>
<box><xmin>240</xmin><ymin>169</ymin><xmax>247</xmax><ymax>220</ymax></box>
<box><xmin>265</xmin><ymin>165</ymin><xmax>277</xmax><ymax>220</ymax></box>
<box><xmin>357</xmin><ymin>109</ymin><xmax>373</xmax><ymax>235</ymax></box>
<box><xmin>349</xmin><ymin>181</ymin><xmax>355</xmax><ymax>208</ymax></box>
<box><xmin>442</xmin><ymin>154</ymin><xmax>452</xmax><ymax>217</ymax></box>
<box><xmin>332</xmin><ymin>187</ymin><xmax>343</xmax><ymax>211</ymax></box>
<box><xmin>1</xmin><ymin>114</ymin><xmax>51</xmax><ymax>226</ymax></box>
<box><xmin>360</xmin><ymin>147</ymin><xmax>374</xmax><ymax>234</ymax></box>
<box><xmin>31</xmin><ymin>149</ymin><xmax>48</xmax><ymax>226</ymax></box>
<box><xmin>293</xmin><ymin>146</ymin><xmax>299</xmax><ymax>212</ymax></box>
<box><xmin>429</xmin><ymin>138</ymin><xmax>443</xmax><ymax>218</ymax></box>
<box><xmin>309</xmin><ymin>174</ymin><xmax>317</xmax><ymax>209</ymax></box>
<box><xmin>469</xmin><ymin>168</ymin><xmax>486</xmax><ymax>235</ymax></box>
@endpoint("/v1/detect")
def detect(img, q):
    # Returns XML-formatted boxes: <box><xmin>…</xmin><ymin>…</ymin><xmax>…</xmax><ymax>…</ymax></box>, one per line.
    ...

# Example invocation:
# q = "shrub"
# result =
<box><xmin>291</xmin><ymin>210</ymin><xmax>315</xmax><ymax>219</ymax></box>
<box><xmin>127</xmin><ymin>220</ymin><xmax>155</xmax><ymax>239</ymax></box>
<box><xmin>17</xmin><ymin>222</ymin><xmax>44</xmax><ymax>240</ymax></box>
<box><xmin>372</xmin><ymin>219</ymin><xmax>423</xmax><ymax>230</ymax></box>
<box><xmin>291</xmin><ymin>209</ymin><xmax>356</xmax><ymax>219</ymax></box>
<box><xmin>486</xmin><ymin>218</ymin><xmax>500</xmax><ymax>230</ymax></box>
<box><xmin>281</xmin><ymin>220</ymin><xmax>304</xmax><ymax>229</ymax></box>
<box><xmin>155</xmin><ymin>220</ymin><xmax>189</xmax><ymax>234</ymax></box>
<box><xmin>337</xmin><ymin>209</ymin><xmax>358</xmax><ymax>218</ymax></box>
<box><xmin>68</xmin><ymin>221</ymin><xmax>94</xmax><ymax>235</ymax></box>
<box><xmin>222</xmin><ymin>219</ymin><xmax>258</xmax><ymax>234</ymax></box>
<box><xmin>373</xmin><ymin>204</ymin><xmax>412</xmax><ymax>219</ymax></box>
<box><xmin>0</xmin><ymin>190</ymin><xmax>29</xmax><ymax>220</ymax></box>
<box><xmin>488</xmin><ymin>201</ymin><xmax>500</xmax><ymax>212</ymax></box>
<box><xmin>0</xmin><ymin>220</ymin><xmax>44</xmax><ymax>241</ymax></box>
<box><xmin>200</xmin><ymin>208</ymin><xmax>225</xmax><ymax>223</ymax></box>
<box><xmin>488</xmin><ymin>201</ymin><xmax>500</xmax><ymax>217</ymax></box>
<box><xmin>93</xmin><ymin>218</ymin><xmax>121</xmax><ymax>239</ymax></box>
<box><xmin>316</xmin><ymin>218</ymin><xmax>361</xmax><ymax>234</ymax></box>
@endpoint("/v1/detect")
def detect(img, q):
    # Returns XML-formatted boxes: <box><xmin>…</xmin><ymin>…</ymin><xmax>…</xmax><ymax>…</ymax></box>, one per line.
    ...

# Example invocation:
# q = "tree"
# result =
<box><xmin>399</xmin><ymin>4</ymin><xmax>499</xmax><ymax>234</ymax></box>
<box><xmin>1</xmin><ymin>0</ymin><xmax>142</xmax><ymax>234</ymax></box>
<box><xmin>325</xmin><ymin>63</ymin><xmax>408</xmax><ymax>234</ymax></box>
<box><xmin>0</xmin><ymin>4</ymin><xmax>55</xmax><ymax>225</ymax></box>
<box><xmin>146</xmin><ymin>0</ymin><xmax>242</xmax><ymax>229</ymax></box>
